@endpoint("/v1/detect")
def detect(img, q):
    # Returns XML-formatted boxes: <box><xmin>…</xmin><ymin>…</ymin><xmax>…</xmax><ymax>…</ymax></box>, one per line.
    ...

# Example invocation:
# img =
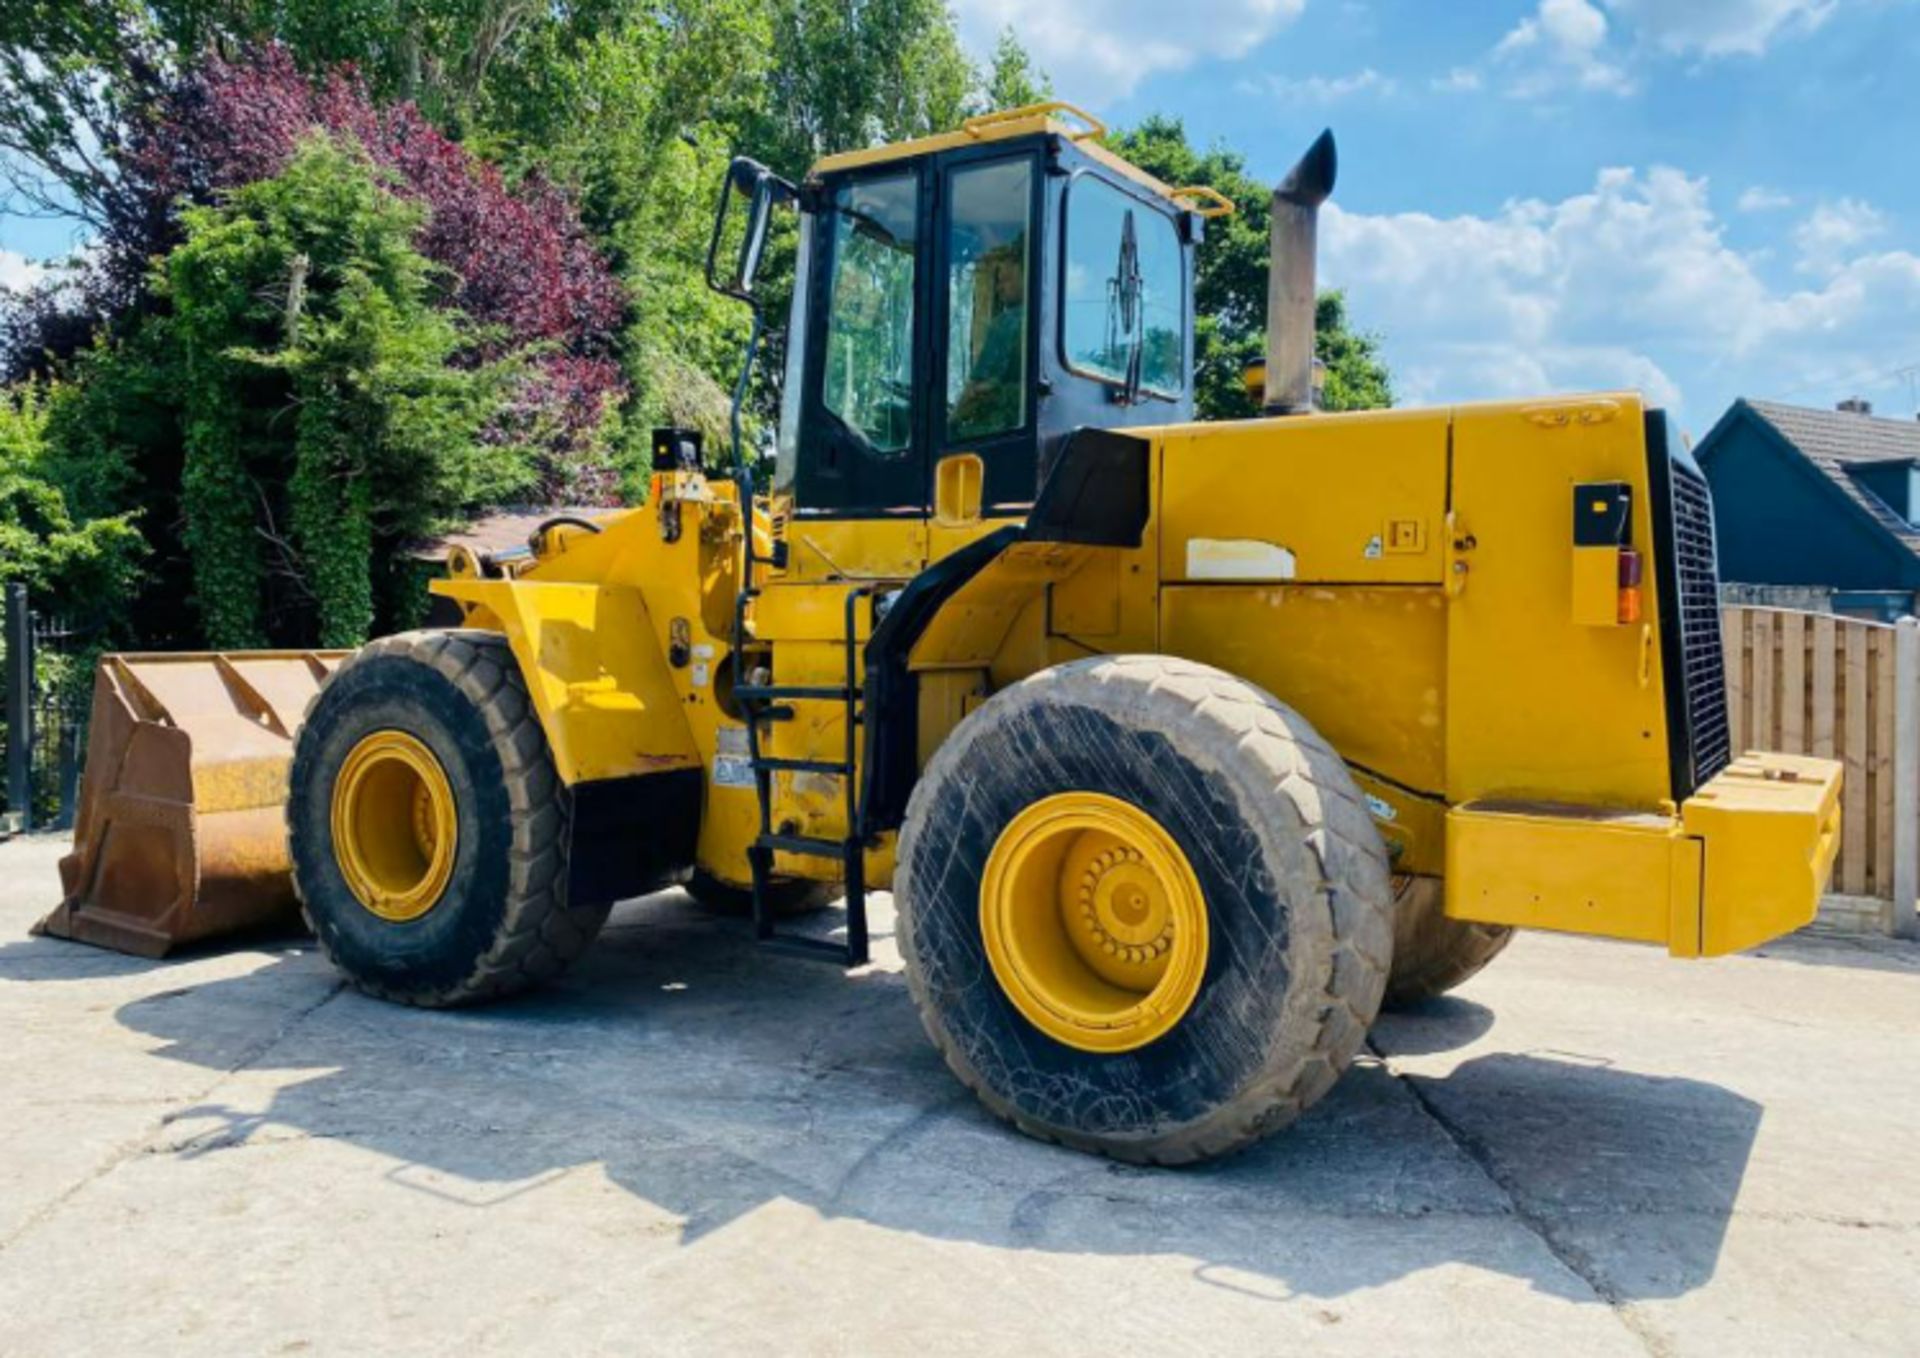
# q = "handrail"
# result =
<box><xmin>1170</xmin><ymin>185</ymin><xmax>1236</xmax><ymax>219</ymax></box>
<box><xmin>963</xmin><ymin>100</ymin><xmax>1106</xmax><ymax>142</ymax></box>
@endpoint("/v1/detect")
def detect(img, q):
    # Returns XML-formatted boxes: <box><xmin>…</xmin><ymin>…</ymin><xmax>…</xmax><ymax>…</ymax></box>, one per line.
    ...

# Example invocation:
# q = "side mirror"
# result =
<box><xmin>706</xmin><ymin>156</ymin><xmax>795</xmax><ymax>304</ymax></box>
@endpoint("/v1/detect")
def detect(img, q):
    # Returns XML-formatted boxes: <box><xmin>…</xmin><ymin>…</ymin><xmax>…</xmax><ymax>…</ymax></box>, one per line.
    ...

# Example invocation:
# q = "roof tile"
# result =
<box><xmin>1744</xmin><ymin>400</ymin><xmax>1920</xmax><ymax>553</ymax></box>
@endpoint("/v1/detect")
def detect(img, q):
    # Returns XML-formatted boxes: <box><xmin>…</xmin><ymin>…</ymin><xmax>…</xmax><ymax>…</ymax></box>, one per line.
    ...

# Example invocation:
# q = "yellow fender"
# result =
<box><xmin>434</xmin><ymin>579</ymin><xmax>699</xmax><ymax>785</ymax></box>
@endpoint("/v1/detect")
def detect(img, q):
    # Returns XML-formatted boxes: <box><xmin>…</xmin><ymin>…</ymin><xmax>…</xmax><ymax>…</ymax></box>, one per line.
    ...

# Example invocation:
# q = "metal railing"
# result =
<box><xmin>2</xmin><ymin>582</ymin><xmax>94</xmax><ymax>833</ymax></box>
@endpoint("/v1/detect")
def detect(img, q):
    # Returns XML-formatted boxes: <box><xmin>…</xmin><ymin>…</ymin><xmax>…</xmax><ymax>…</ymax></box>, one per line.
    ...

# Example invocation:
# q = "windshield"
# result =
<box><xmin>1062</xmin><ymin>176</ymin><xmax>1184</xmax><ymax>398</ymax></box>
<box><xmin>821</xmin><ymin>173</ymin><xmax>918</xmax><ymax>454</ymax></box>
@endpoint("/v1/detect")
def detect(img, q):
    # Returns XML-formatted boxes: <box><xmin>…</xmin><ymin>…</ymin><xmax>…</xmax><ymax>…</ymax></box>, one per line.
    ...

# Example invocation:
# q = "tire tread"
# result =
<box><xmin>895</xmin><ymin>654</ymin><xmax>1394</xmax><ymax>1165</ymax></box>
<box><xmin>288</xmin><ymin>629</ymin><xmax>606</xmax><ymax>1008</ymax></box>
<box><xmin>1381</xmin><ymin>875</ymin><xmax>1512</xmax><ymax>1009</ymax></box>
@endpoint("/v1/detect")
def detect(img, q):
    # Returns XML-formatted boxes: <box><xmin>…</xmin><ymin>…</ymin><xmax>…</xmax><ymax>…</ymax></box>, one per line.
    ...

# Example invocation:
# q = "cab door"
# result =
<box><xmin>930</xmin><ymin>147</ymin><xmax>1043</xmax><ymax>521</ymax></box>
<box><xmin>794</xmin><ymin>166</ymin><xmax>932</xmax><ymax>521</ymax></box>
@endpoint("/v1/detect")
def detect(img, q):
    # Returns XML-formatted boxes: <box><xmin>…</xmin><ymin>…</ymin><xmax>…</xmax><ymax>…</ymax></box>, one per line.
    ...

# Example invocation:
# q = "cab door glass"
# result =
<box><xmin>821</xmin><ymin>173</ymin><xmax>918</xmax><ymax>455</ymax></box>
<box><xmin>944</xmin><ymin>159</ymin><xmax>1033</xmax><ymax>441</ymax></box>
<box><xmin>1062</xmin><ymin>176</ymin><xmax>1185</xmax><ymax>397</ymax></box>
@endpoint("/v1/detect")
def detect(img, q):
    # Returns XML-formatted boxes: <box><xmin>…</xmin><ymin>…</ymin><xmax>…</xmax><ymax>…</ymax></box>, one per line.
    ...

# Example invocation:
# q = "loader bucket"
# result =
<box><xmin>35</xmin><ymin>651</ymin><xmax>348</xmax><ymax>957</ymax></box>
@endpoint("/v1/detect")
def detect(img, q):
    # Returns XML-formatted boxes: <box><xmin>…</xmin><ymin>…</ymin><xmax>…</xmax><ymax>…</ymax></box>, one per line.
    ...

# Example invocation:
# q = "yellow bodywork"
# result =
<box><xmin>1447</xmin><ymin>752</ymin><xmax>1842</xmax><ymax>957</ymax></box>
<box><xmin>40</xmin><ymin>113</ymin><xmax>1837</xmax><ymax>976</ymax></box>
<box><xmin>429</xmin><ymin>389</ymin><xmax>1839</xmax><ymax>957</ymax></box>
<box><xmin>433</xmin><ymin>578</ymin><xmax>698</xmax><ymax>783</ymax></box>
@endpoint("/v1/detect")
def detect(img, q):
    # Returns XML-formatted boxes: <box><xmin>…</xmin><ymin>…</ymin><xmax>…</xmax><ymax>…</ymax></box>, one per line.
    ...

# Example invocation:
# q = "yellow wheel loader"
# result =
<box><xmin>45</xmin><ymin>104</ymin><xmax>1842</xmax><ymax>1163</ymax></box>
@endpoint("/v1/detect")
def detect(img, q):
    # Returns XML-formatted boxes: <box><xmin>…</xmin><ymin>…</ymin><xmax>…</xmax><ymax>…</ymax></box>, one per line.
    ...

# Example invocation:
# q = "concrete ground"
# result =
<box><xmin>1</xmin><ymin>833</ymin><xmax>1917</xmax><ymax>1357</ymax></box>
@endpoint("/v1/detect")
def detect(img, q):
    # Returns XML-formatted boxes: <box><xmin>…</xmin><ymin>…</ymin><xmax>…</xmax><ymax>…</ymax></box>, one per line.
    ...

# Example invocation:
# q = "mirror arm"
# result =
<box><xmin>729</xmin><ymin>307</ymin><xmax>767</xmax><ymax>489</ymax></box>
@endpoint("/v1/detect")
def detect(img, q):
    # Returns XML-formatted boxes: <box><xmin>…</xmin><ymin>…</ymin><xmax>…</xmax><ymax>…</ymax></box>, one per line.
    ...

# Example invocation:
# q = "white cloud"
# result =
<box><xmin>1602</xmin><ymin>0</ymin><xmax>1837</xmax><ymax>57</ymax></box>
<box><xmin>1485</xmin><ymin>0</ymin><xmax>1635</xmax><ymax>98</ymax></box>
<box><xmin>1318</xmin><ymin>166</ymin><xmax>1920</xmax><ymax>422</ymax></box>
<box><xmin>1738</xmin><ymin>186</ymin><xmax>1794</xmax><ymax>212</ymax></box>
<box><xmin>1433</xmin><ymin>66</ymin><xmax>1484</xmax><ymax>93</ymax></box>
<box><xmin>0</xmin><ymin>249</ymin><xmax>46</xmax><ymax>294</ymax></box>
<box><xmin>950</xmin><ymin>0</ymin><xmax>1307</xmax><ymax>101</ymax></box>
<box><xmin>1238</xmin><ymin>67</ymin><xmax>1395</xmax><ymax>102</ymax></box>
<box><xmin>1793</xmin><ymin>197</ymin><xmax>1885</xmax><ymax>274</ymax></box>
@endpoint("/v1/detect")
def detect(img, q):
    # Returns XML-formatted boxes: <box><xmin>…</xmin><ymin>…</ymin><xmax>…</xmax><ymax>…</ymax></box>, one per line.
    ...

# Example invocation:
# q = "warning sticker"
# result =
<box><xmin>713</xmin><ymin>755</ymin><xmax>755</xmax><ymax>789</ymax></box>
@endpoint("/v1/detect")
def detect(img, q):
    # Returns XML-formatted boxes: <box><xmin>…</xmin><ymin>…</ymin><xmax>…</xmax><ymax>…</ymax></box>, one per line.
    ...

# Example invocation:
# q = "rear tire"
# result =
<box><xmin>895</xmin><ymin>655</ymin><xmax>1394</xmax><ymax>1165</ymax></box>
<box><xmin>684</xmin><ymin>869</ymin><xmax>838</xmax><ymax>918</ymax></box>
<box><xmin>1381</xmin><ymin>875</ymin><xmax>1512</xmax><ymax>1009</ymax></box>
<box><xmin>288</xmin><ymin>630</ymin><xmax>607</xmax><ymax>1007</ymax></box>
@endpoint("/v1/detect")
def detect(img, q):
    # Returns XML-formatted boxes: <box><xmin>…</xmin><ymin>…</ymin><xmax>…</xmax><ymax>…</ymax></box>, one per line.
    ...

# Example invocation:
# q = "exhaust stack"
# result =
<box><xmin>1264</xmin><ymin>129</ymin><xmax>1338</xmax><ymax>415</ymax></box>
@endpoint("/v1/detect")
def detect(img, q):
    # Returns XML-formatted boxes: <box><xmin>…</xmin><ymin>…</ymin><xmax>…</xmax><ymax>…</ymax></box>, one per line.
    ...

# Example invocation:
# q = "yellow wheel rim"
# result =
<box><xmin>980</xmin><ymin>792</ymin><xmax>1209</xmax><ymax>1053</ymax></box>
<box><xmin>330</xmin><ymin>730</ymin><xmax>458</xmax><ymax>923</ymax></box>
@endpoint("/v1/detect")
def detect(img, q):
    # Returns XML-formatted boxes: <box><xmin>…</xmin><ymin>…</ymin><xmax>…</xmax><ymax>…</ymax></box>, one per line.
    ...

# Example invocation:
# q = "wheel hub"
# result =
<box><xmin>330</xmin><ymin>729</ymin><xmax>458</xmax><ymax>922</ymax></box>
<box><xmin>980</xmin><ymin>792</ymin><xmax>1209</xmax><ymax>1053</ymax></box>
<box><xmin>1075</xmin><ymin>848</ymin><xmax>1175</xmax><ymax>965</ymax></box>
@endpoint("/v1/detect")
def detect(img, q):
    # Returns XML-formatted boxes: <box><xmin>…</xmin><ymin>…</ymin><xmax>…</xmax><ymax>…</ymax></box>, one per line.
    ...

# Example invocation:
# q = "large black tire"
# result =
<box><xmin>1381</xmin><ymin>875</ymin><xmax>1512</xmax><ymax>1010</ymax></box>
<box><xmin>684</xmin><ymin>869</ymin><xmax>838</xmax><ymax>918</ymax></box>
<box><xmin>895</xmin><ymin>655</ymin><xmax>1395</xmax><ymax>1165</ymax></box>
<box><xmin>287</xmin><ymin>630</ymin><xmax>607</xmax><ymax>1007</ymax></box>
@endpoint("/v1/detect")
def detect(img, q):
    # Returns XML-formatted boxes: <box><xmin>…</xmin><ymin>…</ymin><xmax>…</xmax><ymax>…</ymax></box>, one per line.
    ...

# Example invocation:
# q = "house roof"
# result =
<box><xmin>409</xmin><ymin>505</ymin><xmax>620</xmax><ymax>561</ymax></box>
<box><xmin>1740</xmin><ymin>399</ymin><xmax>1920</xmax><ymax>554</ymax></box>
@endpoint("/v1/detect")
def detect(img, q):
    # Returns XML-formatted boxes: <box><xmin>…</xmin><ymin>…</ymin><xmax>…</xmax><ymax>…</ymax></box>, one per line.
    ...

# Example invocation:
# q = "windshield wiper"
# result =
<box><xmin>1107</xmin><ymin>209</ymin><xmax>1145</xmax><ymax>405</ymax></box>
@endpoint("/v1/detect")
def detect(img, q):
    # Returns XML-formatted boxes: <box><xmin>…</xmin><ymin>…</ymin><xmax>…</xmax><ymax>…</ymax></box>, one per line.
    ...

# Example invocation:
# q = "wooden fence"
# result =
<box><xmin>1722</xmin><ymin>606</ymin><xmax>1918</xmax><ymax>931</ymax></box>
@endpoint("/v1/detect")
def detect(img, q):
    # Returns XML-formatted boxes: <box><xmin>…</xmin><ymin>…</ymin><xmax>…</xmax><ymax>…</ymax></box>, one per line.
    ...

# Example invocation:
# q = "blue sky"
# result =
<box><xmin>6</xmin><ymin>1</ymin><xmax>1919</xmax><ymax>438</ymax></box>
<box><xmin>950</xmin><ymin>0</ymin><xmax>1920</xmax><ymax>435</ymax></box>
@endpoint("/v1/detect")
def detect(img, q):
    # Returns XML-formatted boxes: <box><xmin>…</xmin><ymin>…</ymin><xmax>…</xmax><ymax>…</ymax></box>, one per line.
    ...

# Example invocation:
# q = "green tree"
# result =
<box><xmin>749</xmin><ymin>0</ymin><xmax>976</xmax><ymax>177</ymax></box>
<box><xmin>0</xmin><ymin>382</ymin><xmax>145</xmax><ymax>619</ymax></box>
<box><xmin>0</xmin><ymin>0</ymin><xmax>576</xmax><ymax>208</ymax></box>
<box><xmin>0</xmin><ymin>0</ymin><xmax>161</xmax><ymax>227</ymax></box>
<box><xmin>982</xmin><ymin>26</ymin><xmax>1051</xmax><ymax>111</ymax></box>
<box><xmin>1314</xmin><ymin>290</ymin><xmax>1392</xmax><ymax>412</ymax></box>
<box><xmin>162</xmin><ymin>137</ymin><xmax>529</xmax><ymax>646</ymax></box>
<box><xmin>1106</xmin><ymin>115</ymin><xmax>1392</xmax><ymax>418</ymax></box>
<box><xmin>479</xmin><ymin>1</ymin><xmax>772</xmax><ymax>471</ymax></box>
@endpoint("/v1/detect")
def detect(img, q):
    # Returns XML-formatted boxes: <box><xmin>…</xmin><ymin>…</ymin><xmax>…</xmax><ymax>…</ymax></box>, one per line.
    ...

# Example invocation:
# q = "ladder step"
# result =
<box><xmin>747</xmin><ymin>704</ymin><xmax>795</xmax><ymax>724</ymax></box>
<box><xmin>755</xmin><ymin>757</ymin><xmax>849</xmax><ymax>776</ymax></box>
<box><xmin>757</xmin><ymin>831</ymin><xmax>850</xmax><ymax>857</ymax></box>
<box><xmin>737</xmin><ymin>684</ymin><xmax>860</xmax><ymax>701</ymax></box>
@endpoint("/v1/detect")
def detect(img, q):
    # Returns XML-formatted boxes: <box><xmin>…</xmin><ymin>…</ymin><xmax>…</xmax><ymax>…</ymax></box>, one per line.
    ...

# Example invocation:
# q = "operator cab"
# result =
<box><xmin>741</xmin><ymin>105</ymin><xmax>1216</xmax><ymax>522</ymax></box>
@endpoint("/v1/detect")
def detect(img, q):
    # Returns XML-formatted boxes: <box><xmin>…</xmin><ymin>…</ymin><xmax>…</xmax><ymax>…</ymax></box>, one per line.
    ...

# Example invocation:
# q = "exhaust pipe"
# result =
<box><xmin>1263</xmin><ymin>129</ymin><xmax>1338</xmax><ymax>415</ymax></box>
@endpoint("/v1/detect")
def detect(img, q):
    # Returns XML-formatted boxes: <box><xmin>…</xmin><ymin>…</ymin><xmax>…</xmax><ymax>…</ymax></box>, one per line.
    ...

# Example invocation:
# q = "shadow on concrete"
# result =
<box><xmin>1750</xmin><ymin>932</ymin><xmax>1920</xmax><ymax>977</ymax></box>
<box><xmin>0</xmin><ymin>934</ymin><xmax>219</xmax><ymax>980</ymax></box>
<box><xmin>1366</xmin><ymin>995</ymin><xmax>1497</xmax><ymax>1056</ymax></box>
<box><xmin>62</xmin><ymin>890</ymin><xmax>1760</xmax><ymax>1306</ymax></box>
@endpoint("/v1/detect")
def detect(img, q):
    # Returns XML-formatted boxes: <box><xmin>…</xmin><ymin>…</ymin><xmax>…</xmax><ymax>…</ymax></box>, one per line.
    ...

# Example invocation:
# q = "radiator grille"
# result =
<box><xmin>1669</xmin><ymin>460</ymin><xmax>1732</xmax><ymax>788</ymax></box>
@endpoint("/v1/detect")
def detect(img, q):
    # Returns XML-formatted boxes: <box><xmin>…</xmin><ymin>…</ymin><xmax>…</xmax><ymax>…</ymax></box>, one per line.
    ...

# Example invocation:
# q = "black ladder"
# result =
<box><xmin>734</xmin><ymin>584</ymin><xmax>876</xmax><ymax>966</ymax></box>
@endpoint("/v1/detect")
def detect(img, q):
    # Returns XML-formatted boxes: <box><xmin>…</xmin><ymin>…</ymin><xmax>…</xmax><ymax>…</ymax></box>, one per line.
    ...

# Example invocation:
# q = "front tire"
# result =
<box><xmin>288</xmin><ymin>630</ymin><xmax>606</xmax><ymax>1007</ymax></box>
<box><xmin>895</xmin><ymin>655</ymin><xmax>1394</xmax><ymax>1165</ymax></box>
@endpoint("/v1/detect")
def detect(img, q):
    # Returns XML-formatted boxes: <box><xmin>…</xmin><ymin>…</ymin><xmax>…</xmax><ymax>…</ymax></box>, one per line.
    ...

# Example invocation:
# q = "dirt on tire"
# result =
<box><xmin>287</xmin><ymin>629</ymin><xmax>606</xmax><ymax>1007</ymax></box>
<box><xmin>895</xmin><ymin>654</ymin><xmax>1394</xmax><ymax>1165</ymax></box>
<box><xmin>1382</xmin><ymin>874</ymin><xmax>1512</xmax><ymax>1010</ymax></box>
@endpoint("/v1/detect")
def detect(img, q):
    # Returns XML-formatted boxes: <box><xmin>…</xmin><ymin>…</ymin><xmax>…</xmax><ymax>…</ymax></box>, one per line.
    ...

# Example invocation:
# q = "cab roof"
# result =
<box><xmin>808</xmin><ymin>101</ymin><xmax>1229</xmax><ymax>220</ymax></box>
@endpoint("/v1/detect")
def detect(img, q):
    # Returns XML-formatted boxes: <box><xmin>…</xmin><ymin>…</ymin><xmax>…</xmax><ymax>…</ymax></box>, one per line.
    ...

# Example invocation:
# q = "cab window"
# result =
<box><xmin>1062</xmin><ymin>176</ymin><xmax>1184</xmax><ymax>398</ymax></box>
<box><xmin>821</xmin><ymin>173</ymin><xmax>918</xmax><ymax>454</ymax></box>
<box><xmin>944</xmin><ymin>159</ymin><xmax>1032</xmax><ymax>441</ymax></box>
